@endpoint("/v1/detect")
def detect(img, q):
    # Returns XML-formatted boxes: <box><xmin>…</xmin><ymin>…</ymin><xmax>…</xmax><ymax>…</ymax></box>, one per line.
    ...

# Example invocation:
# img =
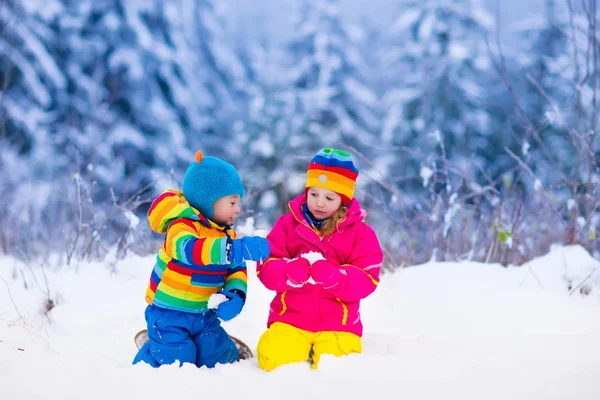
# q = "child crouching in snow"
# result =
<box><xmin>256</xmin><ymin>148</ymin><xmax>383</xmax><ymax>371</ymax></box>
<box><xmin>133</xmin><ymin>151</ymin><xmax>269</xmax><ymax>368</ymax></box>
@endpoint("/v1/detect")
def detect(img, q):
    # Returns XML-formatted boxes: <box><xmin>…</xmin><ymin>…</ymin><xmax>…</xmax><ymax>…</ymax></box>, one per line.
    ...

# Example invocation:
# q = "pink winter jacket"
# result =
<box><xmin>257</xmin><ymin>194</ymin><xmax>383</xmax><ymax>336</ymax></box>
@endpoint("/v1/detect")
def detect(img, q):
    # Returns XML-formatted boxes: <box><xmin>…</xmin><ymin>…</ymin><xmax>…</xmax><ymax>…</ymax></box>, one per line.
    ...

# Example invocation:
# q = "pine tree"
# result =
<box><xmin>0</xmin><ymin>0</ymin><xmax>251</xmax><ymax>256</ymax></box>
<box><xmin>515</xmin><ymin>0</ymin><xmax>599</xmax><ymax>185</ymax></box>
<box><xmin>513</xmin><ymin>0</ymin><xmax>570</xmax><ymax>183</ymax></box>
<box><xmin>286</xmin><ymin>0</ymin><xmax>381</xmax><ymax>152</ymax></box>
<box><xmin>1</xmin><ymin>0</ymin><xmax>251</xmax><ymax>200</ymax></box>
<box><xmin>234</xmin><ymin>0</ymin><xmax>382</xmax><ymax>224</ymax></box>
<box><xmin>381</xmin><ymin>0</ymin><xmax>504</xmax><ymax>176</ymax></box>
<box><xmin>233</xmin><ymin>41</ymin><xmax>307</xmax><ymax>221</ymax></box>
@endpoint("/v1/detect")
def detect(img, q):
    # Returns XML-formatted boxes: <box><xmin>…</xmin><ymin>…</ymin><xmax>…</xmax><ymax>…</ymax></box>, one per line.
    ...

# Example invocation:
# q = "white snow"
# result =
<box><xmin>2</xmin><ymin>245</ymin><xmax>600</xmax><ymax>400</ymax></box>
<box><xmin>285</xmin><ymin>174</ymin><xmax>307</xmax><ymax>195</ymax></box>
<box><xmin>124</xmin><ymin>211</ymin><xmax>140</xmax><ymax>229</ymax></box>
<box><xmin>568</xmin><ymin>198</ymin><xmax>577</xmax><ymax>211</ymax></box>
<box><xmin>251</xmin><ymin>137</ymin><xmax>276</xmax><ymax>158</ymax></box>
<box><xmin>15</xmin><ymin>23</ymin><xmax>67</xmax><ymax>90</ymax></box>
<box><xmin>253</xmin><ymin>229</ymin><xmax>270</xmax><ymax>238</ymax></box>
<box><xmin>420</xmin><ymin>166</ymin><xmax>434</xmax><ymax>187</ymax></box>
<box><xmin>300</xmin><ymin>251</ymin><xmax>326</xmax><ymax>265</ymax></box>
<box><xmin>207</xmin><ymin>293</ymin><xmax>229</xmax><ymax>309</ymax></box>
<box><xmin>108</xmin><ymin>123</ymin><xmax>147</xmax><ymax>147</ymax></box>
<box><xmin>108</xmin><ymin>49</ymin><xmax>144</xmax><ymax>80</ymax></box>
<box><xmin>298</xmin><ymin>252</ymin><xmax>326</xmax><ymax>285</ymax></box>
<box><xmin>417</xmin><ymin>11</ymin><xmax>435</xmax><ymax>41</ymax></box>
<box><xmin>471</xmin><ymin>6</ymin><xmax>495</xmax><ymax>30</ymax></box>
<box><xmin>522</xmin><ymin>141</ymin><xmax>530</xmax><ymax>156</ymax></box>
<box><xmin>256</xmin><ymin>190</ymin><xmax>277</xmax><ymax>211</ymax></box>
<box><xmin>0</xmin><ymin>39</ymin><xmax>51</xmax><ymax>107</ymax></box>
<box><xmin>390</xmin><ymin>8</ymin><xmax>422</xmax><ymax>34</ymax></box>
<box><xmin>449</xmin><ymin>42</ymin><xmax>470</xmax><ymax>61</ymax></box>
<box><xmin>343</xmin><ymin>77</ymin><xmax>378</xmax><ymax>107</ymax></box>
<box><xmin>381</xmin><ymin>103</ymin><xmax>401</xmax><ymax>144</ymax></box>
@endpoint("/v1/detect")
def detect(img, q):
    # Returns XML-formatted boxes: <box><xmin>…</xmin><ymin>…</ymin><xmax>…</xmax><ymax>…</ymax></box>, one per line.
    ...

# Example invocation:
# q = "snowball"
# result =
<box><xmin>254</xmin><ymin>229</ymin><xmax>269</xmax><ymax>238</ymax></box>
<box><xmin>301</xmin><ymin>251</ymin><xmax>326</xmax><ymax>265</ymax></box>
<box><xmin>207</xmin><ymin>293</ymin><xmax>228</xmax><ymax>309</ymax></box>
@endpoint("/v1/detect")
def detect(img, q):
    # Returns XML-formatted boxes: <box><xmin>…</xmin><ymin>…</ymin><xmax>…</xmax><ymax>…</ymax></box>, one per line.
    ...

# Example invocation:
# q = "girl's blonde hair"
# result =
<box><xmin>319</xmin><ymin>205</ymin><xmax>348</xmax><ymax>237</ymax></box>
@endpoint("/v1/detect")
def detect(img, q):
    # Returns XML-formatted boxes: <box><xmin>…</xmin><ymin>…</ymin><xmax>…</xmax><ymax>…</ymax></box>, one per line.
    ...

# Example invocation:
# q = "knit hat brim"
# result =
<box><xmin>182</xmin><ymin>151</ymin><xmax>245</xmax><ymax>219</ymax></box>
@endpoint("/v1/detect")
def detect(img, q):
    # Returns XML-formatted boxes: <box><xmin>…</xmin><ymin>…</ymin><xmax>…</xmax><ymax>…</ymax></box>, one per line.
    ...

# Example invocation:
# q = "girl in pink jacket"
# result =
<box><xmin>256</xmin><ymin>148</ymin><xmax>383</xmax><ymax>371</ymax></box>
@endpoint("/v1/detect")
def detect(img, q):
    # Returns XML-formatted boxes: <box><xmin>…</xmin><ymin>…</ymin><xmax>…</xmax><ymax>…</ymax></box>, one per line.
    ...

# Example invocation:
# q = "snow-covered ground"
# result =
<box><xmin>2</xmin><ymin>245</ymin><xmax>600</xmax><ymax>400</ymax></box>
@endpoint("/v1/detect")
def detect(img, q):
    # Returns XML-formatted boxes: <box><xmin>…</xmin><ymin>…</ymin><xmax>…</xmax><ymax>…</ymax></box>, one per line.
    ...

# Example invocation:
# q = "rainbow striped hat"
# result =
<box><xmin>305</xmin><ymin>148</ymin><xmax>358</xmax><ymax>205</ymax></box>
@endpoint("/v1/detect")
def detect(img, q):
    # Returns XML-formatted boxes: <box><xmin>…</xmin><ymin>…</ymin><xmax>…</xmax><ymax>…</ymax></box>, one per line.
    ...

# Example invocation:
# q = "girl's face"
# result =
<box><xmin>306</xmin><ymin>187</ymin><xmax>342</xmax><ymax>220</ymax></box>
<box><xmin>212</xmin><ymin>194</ymin><xmax>241</xmax><ymax>226</ymax></box>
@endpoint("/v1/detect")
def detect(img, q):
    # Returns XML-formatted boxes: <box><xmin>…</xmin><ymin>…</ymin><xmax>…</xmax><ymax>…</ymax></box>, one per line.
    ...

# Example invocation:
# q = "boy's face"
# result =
<box><xmin>212</xmin><ymin>194</ymin><xmax>241</xmax><ymax>226</ymax></box>
<box><xmin>306</xmin><ymin>187</ymin><xmax>341</xmax><ymax>221</ymax></box>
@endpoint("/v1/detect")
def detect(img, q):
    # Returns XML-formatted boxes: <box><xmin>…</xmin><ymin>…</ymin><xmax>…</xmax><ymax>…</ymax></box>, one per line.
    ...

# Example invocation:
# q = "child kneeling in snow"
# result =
<box><xmin>256</xmin><ymin>148</ymin><xmax>383</xmax><ymax>370</ymax></box>
<box><xmin>133</xmin><ymin>151</ymin><xmax>269</xmax><ymax>368</ymax></box>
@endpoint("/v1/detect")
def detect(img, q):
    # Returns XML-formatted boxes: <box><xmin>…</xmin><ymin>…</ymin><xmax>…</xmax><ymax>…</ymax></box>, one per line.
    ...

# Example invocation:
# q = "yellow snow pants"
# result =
<box><xmin>257</xmin><ymin>322</ymin><xmax>362</xmax><ymax>371</ymax></box>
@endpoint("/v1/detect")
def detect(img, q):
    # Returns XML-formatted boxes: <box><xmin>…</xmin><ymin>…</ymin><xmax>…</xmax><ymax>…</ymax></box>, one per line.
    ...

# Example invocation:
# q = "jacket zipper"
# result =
<box><xmin>289</xmin><ymin>203</ymin><xmax>326</xmax><ymax>253</ymax></box>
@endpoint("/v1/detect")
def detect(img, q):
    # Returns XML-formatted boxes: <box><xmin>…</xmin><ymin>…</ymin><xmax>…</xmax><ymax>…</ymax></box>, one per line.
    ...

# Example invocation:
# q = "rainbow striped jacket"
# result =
<box><xmin>144</xmin><ymin>190</ymin><xmax>247</xmax><ymax>313</ymax></box>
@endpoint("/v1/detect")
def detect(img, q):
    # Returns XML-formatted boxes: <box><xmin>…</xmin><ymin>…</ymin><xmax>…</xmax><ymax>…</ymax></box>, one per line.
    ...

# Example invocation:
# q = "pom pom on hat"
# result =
<box><xmin>305</xmin><ymin>148</ymin><xmax>358</xmax><ymax>205</ymax></box>
<box><xmin>195</xmin><ymin>150</ymin><xmax>203</xmax><ymax>163</ymax></box>
<box><xmin>182</xmin><ymin>151</ymin><xmax>245</xmax><ymax>219</ymax></box>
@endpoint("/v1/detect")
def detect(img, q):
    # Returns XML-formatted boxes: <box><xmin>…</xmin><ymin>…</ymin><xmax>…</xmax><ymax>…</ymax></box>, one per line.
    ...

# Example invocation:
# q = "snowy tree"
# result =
<box><xmin>179</xmin><ymin>0</ymin><xmax>251</xmax><ymax>123</ymax></box>
<box><xmin>512</xmin><ymin>0</ymin><xmax>572</xmax><ymax>184</ymax></box>
<box><xmin>230</xmin><ymin>0</ymin><xmax>383</xmax><ymax>225</ymax></box>
<box><xmin>0</xmin><ymin>0</ymin><xmax>83</xmax><ymax>253</ymax></box>
<box><xmin>0</xmin><ymin>0</ymin><xmax>251</xmax><ymax>198</ymax></box>
<box><xmin>87</xmin><ymin>0</ymin><xmax>251</xmax><ymax>196</ymax></box>
<box><xmin>0</xmin><ymin>0</ymin><xmax>251</xmax><ymax>257</ymax></box>
<box><xmin>369</xmin><ymin>0</ymin><xmax>522</xmax><ymax>264</ymax></box>
<box><xmin>381</xmin><ymin>0</ymin><xmax>509</xmax><ymax>179</ymax></box>
<box><xmin>286</xmin><ymin>0</ymin><xmax>381</xmax><ymax>152</ymax></box>
<box><xmin>515</xmin><ymin>0</ymin><xmax>599</xmax><ymax>187</ymax></box>
<box><xmin>512</xmin><ymin>0</ymin><xmax>600</xmax><ymax>252</ymax></box>
<box><xmin>231</xmin><ymin>42</ymin><xmax>308</xmax><ymax>222</ymax></box>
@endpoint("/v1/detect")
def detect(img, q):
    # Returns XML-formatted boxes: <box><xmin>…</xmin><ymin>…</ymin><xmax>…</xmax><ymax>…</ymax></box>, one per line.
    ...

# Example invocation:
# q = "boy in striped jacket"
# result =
<box><xmin>133</xmin><ymin>151</ymin><xmax>269</xmax><ymax>368</ymax></box>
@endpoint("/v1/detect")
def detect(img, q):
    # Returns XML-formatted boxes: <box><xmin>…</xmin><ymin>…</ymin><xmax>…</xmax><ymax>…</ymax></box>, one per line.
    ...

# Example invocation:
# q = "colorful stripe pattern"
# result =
<box><xmin>144</xmin><ymin>190</ymin><xmax>247</xmax><ymax>313</ymax></box>
<box><xmin>148</xmin><ymin>190</ymin><xmax>210</xmax><ymax>233</ymax></box>
<box><xmin>306</xmin><ymin>148</ymin><xmax>359</xmax><ymax>205</ymax></box>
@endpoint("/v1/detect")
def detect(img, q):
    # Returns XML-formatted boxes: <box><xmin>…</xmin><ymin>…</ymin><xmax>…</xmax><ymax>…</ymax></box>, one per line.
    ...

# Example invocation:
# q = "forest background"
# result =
<box><xmin>1</xmin><ymin>0</ymin><xmax>599</xmax><ymax>271</ymax></box>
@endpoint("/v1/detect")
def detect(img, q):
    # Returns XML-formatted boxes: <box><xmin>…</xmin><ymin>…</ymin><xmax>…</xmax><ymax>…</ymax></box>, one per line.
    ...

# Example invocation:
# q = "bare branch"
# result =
<box><xmin>487</xmin><ymin>1</ymin><xmax>555</xmax><ymax>163</ymax></box>
<box><xmin>1</xmin><ymin>276</ymin><xmax>25</xmax><ymax>322</ymax></box>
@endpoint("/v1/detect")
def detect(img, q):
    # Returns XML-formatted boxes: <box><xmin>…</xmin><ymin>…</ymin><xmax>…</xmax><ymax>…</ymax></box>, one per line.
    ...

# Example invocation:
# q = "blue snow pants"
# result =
<box><xmin>132</xmin><ymin>305</ymin><xmax>239</xmax><ymax>368</ymax></box>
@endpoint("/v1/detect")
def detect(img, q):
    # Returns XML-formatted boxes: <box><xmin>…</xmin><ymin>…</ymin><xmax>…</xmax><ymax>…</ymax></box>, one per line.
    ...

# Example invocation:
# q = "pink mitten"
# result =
<box><xmin>285</xmin><ymin>257</ymin><xmax>311</xmax><ymax>286</ymax></box>
<box><xmin>310</xmin><ymin>260</ymin><xmax>343</xmax><ymax>290</ymax></box>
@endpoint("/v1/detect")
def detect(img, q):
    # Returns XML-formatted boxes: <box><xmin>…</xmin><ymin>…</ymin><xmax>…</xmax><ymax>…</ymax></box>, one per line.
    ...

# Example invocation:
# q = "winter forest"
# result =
<box><xmin>1</xmin><ymin>0</ymin><xmax>599</xmax><ymax>269</ymax></box>
<box><xmin>2</xmin><ymin>1</ymin><xmax>600</xmax><ymax>398</ymax></box>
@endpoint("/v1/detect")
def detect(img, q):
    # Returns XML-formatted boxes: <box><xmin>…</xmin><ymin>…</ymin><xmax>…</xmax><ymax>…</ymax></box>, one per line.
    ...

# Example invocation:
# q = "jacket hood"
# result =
<box><xmin>147</xmin><ymin>190</ymin><xmax>211</xmax><ymax>234</ymax></box>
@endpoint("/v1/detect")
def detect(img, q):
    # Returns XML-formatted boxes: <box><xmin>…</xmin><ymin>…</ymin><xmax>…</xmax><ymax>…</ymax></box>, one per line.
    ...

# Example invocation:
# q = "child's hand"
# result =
<box><xmin>311</xmin><ymin>260</ymin><xmax>344</xmax><ymax>290</ymax></box>
<box><xmin>285</xmin><ymin>257</ymin><xmax>311</xmax><ymax>286</ymax></box>
<box><xmin>214</xmin><ymin>290</ymin><xmax>245</xmax><ymax>321</ymax></box>
<box><xmin>228</xmin><ymin>237</ymin><xmax>270</xmax><ymax>263</ymax></box>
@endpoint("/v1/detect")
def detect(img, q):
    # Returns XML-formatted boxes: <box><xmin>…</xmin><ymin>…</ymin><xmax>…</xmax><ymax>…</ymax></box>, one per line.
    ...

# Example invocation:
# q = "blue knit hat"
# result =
<box><xmin>182</xmin><ymin>151</ymin><xmax>245</xmax><ymax>219</ymax></box>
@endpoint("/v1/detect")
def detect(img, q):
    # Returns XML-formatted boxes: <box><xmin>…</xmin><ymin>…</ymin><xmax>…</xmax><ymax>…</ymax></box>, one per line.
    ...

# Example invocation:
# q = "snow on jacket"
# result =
<box><xmin>257</xmin><ymin>194</ymin><xmax>383</xmax><ymax>336</ymax></box>
<box><xmin>144</xmin><ymin>190</ymin><xmax>247</xmax><ymax>313</ymax></box>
